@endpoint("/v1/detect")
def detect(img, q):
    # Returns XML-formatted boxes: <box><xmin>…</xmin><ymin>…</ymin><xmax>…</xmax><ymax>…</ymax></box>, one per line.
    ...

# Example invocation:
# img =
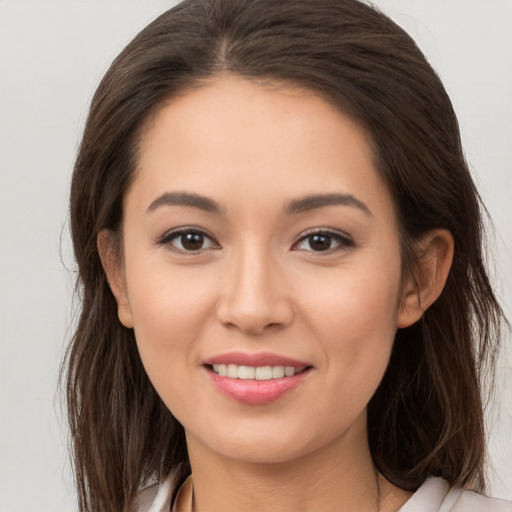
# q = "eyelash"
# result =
<box><xmin>158</xmin><ymin>228</ymin><xmax>219</xmax><ymax>253</ymax></box>
<box><xmin>292</xmin><ymin>230</ymin><xmax>354</xmax><ymax>253</ymax></box>
<box><xmin>157</xmin><ymin>227</ymin><xmax>354</xmax><ymax>254</ymax></box>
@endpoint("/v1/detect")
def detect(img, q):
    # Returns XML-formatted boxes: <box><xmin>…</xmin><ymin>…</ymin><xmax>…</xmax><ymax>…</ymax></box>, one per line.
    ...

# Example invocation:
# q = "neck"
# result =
<box><xmin>186</xmin><ymin>416</ymin><xmax>384</xmax><ymax>512</ymax></box>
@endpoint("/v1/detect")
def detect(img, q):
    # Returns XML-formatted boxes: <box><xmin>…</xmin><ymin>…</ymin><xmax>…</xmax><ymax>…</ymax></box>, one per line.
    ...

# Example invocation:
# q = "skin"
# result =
<box><xmin>99</xmin><ymin>75</ymin><xmax>453</xmax><ymax>511</ymax></box>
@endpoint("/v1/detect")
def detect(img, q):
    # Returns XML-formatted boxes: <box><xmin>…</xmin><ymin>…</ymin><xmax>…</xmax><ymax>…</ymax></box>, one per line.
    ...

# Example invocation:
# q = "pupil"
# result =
<box><xmin>310</xmin><ymin>234</ymin><xmax>331</xmax><ymax>251</ymax></box>
<box><xmin>182</xmin><ymin>232</ymin><xmax>204</xmax><ymax>250</ymax></box>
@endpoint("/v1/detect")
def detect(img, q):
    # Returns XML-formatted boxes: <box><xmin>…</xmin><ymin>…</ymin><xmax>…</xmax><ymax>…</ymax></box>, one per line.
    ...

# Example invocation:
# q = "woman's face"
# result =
<box><xmin>114</xmin><ymin>75</ymin><xmax>412</xmax><ymax>464</ymax></box>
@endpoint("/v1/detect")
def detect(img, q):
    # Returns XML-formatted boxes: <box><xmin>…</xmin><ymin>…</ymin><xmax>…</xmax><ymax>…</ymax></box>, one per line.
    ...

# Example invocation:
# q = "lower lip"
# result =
<box><xmin>205</xmin><ymin>367</ymin><xmax>311</xmax><ymax>405</ymax></box>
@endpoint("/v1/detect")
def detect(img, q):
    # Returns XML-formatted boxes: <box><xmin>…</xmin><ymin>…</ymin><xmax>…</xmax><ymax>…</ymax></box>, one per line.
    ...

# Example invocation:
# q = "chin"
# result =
<box><xmin>219</xmin><ymin>441</ymin><xmax>310</xmax><ymax>465</ymax></box>
<box><xmin>188</xmin><ymin>417</ymin><xmax>352</xmax><ymax>466</ymax></box>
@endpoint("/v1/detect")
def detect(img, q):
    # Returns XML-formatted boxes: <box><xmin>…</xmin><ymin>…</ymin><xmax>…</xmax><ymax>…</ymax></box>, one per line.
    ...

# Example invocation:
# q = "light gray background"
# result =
<box><xmin>1</xmin><ymin>1</ymin><xmax>511</xmax><ymax>511</ymax></box>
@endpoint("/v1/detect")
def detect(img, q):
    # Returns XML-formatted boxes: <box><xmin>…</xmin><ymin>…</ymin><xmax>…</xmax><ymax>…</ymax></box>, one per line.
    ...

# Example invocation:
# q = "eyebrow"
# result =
<box><xmin>146</xmin><ymin>191</ymin><xmax>371</xmax><ymax>217</ymax></box>
<box><xmin>285</xmin><ymin>193</ymin><xmax>372</xmax><ymax>216</ymax></box>
<box><xmin>146</xmin><ymin>192</ymin><xmax>224</xmax><ymax>214</ymax></box>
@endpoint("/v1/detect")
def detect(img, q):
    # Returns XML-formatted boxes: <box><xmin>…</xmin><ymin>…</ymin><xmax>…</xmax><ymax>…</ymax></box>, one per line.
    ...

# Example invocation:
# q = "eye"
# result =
<box><xmin>158</xmin><ymin>228</ymin><xmax>219</xmax><ymax>253</ymax></box>
<box><xmin>294</xmin><ymin>230</ymin><xmax>353</xmax><ymax>253</ymax></box>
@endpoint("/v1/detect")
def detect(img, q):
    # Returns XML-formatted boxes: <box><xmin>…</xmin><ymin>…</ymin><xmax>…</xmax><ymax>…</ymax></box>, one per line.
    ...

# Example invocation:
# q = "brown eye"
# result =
<box><xmin>160</xmin><ymin>229</ymin><xmax>218</xmax><ymax>253</ymax></box>
<box><xmin>294</xmin><ymin>231</ymin><xmax>353</xmax><ymax>253</ymax></box>
<box><xmin>180</xmin><ymin>232</ymin><xmax>206</xmax><ymax>251</ymax></box>
<box><xmin>308</xmin><ymin>234</ymin><xmax>332</xmax><ymax>251</ymax></box>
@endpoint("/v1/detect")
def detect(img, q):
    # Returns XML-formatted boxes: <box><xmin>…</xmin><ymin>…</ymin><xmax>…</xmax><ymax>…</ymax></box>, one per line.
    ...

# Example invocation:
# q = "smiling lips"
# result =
<box><xmin>213</xmin><ymin>363</ymin><xmax>306</xmax><ymax>380</ymax></box>
<box><xmin>204</xmin><ymin>352</ymin><xmax>312</xmax><ymax>405</ymax></box>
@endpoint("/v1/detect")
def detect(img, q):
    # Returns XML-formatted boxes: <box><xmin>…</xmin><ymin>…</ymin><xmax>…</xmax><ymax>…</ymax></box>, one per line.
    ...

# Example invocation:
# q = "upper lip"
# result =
<box><xmin>203</xmin><ymin>351</ymin><xmax>311</xmax><ymax>368</ymax></box>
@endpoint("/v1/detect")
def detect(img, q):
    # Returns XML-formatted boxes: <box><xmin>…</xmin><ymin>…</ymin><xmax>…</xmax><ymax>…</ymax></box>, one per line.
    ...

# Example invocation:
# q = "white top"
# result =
<box><xmin>134</xmin><ymin>475</ymin><xmax>512</xmax><ymax>512</ymax></box>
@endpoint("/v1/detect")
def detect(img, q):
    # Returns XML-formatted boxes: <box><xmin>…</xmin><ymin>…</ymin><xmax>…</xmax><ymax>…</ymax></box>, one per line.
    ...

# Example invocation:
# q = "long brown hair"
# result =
<box><xmin>64</xmin><ymin>1</ymin><xmax>504</xmax><ymax>510</ymax></box>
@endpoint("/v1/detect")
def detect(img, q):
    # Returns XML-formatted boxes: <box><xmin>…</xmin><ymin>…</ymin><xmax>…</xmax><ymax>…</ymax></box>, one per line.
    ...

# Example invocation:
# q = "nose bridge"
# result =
<box><xmin>217</xmin><ymin>238</ymin><xmax>293</xmax><ymax>334</ymax></box>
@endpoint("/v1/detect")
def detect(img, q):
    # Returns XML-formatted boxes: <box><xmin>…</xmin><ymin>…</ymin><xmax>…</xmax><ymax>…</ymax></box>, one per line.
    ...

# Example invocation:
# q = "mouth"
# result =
<box><xmin>206</xmin><ymin>363</ymin><xmax>309</xmax><ymax>380</ymax></box>
<box><xmin>203</xmin><ymin>353</ymin><xmax>313</xmax><ymax>405</ymax></box>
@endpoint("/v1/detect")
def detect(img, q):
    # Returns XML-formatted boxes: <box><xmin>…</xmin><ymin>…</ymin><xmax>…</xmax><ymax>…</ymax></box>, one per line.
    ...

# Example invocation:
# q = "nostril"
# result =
<box><xmin>216</xmin><ymin>289</ymin><xmax>295</xmax><ymax>334</ymax></box>
<box><xmin>264</xmin><ymin>322</ymin><xmax>285</xmax><ymax>331</ymax></box>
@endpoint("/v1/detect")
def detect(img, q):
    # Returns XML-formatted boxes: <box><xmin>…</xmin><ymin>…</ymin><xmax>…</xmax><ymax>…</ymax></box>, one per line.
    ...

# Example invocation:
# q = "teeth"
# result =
<box><xmin>284</xmin><ymin>366</ymin><xmax>296</xmax><ymax>377</ymax></box>
<box><xmin>227</xmin><ymin>364</ymin><xmax>238</xmax><ymax>378</ymax></box>
<box><xmin>238</xmin><ymin>365</ymin><xmax>255</xmax><ymax>379</ymax></box>
<box><xmin>255</xmin><ymin>366</ymin><xmax>272</xmax><ymax>380</ymax></box>
<box><xmin>211</xmin><ymin>364</ymin><xmax>305</xmax><ymax>380</ymax></box>
<box><xmin>272</xmin><ymin>366</ymin><xmax>285</xmax><ymax>378</ymax></box>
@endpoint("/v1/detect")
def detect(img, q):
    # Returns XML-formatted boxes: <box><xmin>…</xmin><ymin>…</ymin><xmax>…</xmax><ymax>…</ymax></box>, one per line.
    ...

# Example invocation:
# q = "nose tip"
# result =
<box><xmin>222</xmin><ymin>312</ymin><xmax>289</xmax><ymax>335</ymax></box>
<box><xmin>215</xmin><ymin>256</ymin><xmax>294</xmax><ymax>335</ymax></box>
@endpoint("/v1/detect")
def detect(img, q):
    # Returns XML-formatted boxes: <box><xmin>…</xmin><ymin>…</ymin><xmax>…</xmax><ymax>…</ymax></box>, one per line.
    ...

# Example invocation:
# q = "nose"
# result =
<box><xmin>216</xmin><ymin>244</ymin><xmax>294</xmax><ymax>335</ymax></box>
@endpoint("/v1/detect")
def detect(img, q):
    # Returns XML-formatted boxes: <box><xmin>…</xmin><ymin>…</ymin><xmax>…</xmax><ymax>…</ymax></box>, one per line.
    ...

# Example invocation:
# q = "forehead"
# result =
<box><xmin>129</xmin><ymin>75</ymin><xmax>394</xmax><ymax>221</ymax></box>
<box><xmin>139</xmin><ymin>75</ymin><xmax>370</xmax><ymax>162</ymax></box>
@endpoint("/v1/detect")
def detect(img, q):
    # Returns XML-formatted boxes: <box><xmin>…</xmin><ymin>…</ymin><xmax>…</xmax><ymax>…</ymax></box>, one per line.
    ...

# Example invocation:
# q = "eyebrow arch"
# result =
<box><xmin>146</xmin><ymin>192</ymin><xmax>224</xmax><ymax>215</ymax></box>
<box><xmin>285</xmin><ymin>193</ymin><xmax>372</xmax><ymax>216</ymax></box>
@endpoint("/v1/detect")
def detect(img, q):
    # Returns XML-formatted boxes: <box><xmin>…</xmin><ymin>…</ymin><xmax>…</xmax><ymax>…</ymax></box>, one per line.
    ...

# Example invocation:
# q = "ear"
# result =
<box><xmin>97</xmin><ymin>229</ymin><xmax>134</xmax><ymax>328</ymax></box>
<box><xmin>397</xmin><ymin>229</ymin><xmax>454</xmax><ymax>328</ymax></box>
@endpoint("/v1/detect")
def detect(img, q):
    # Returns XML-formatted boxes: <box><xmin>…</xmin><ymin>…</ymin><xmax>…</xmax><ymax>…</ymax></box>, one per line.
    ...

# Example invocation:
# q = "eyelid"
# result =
<box><xmin>292</xmin><ymin>228</ymin><xmax>354</xmax><ymax>252</ymax></box>
<box><xmin>156</xmin><ymin>226</ymin><xmax>353</xmax><ymax>254</ymax></box>
<box><xmin>157</xmin><ymin>226</ymin><xmax>221</xmax><ymax>252</ymax></box>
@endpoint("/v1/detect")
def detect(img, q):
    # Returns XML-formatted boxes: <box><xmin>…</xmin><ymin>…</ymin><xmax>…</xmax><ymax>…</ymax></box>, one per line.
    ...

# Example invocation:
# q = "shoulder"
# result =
<box><xmin>400</xmin><ymin>477</ymin><xmax>512</xmax><ymax>512</ymax></box>
<box><xmin>131</xmin><ymin>474</ymin><xmax>174</xmax><ymax>512</ymax></box>
<box><xmin>135</xmin><ymin>475</ymin><xmax>512</xmax><ymax>512</ymax></box>
<box><xmin>444</xmin><ymin>488</ymin><xmax>512</xmax><ymax>512</ymax></box>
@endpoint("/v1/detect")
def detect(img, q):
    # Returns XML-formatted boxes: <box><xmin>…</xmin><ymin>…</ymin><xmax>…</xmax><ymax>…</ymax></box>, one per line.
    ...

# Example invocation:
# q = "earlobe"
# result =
<box><xmin>97</xmin><ymin>229</ymin><xmax>134</xmax><ymax>328</ymax></box>
<box><xmin>397</xmin><ymin>229</ymin><xmax>454</xmax><ymax>328</ymax></box>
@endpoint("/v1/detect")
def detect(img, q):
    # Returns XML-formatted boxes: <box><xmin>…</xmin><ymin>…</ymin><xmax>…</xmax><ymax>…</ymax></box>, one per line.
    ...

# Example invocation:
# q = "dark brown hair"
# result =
<box><xmin>64</xmin><ymin>1</ymin><xmax>504</xmax><ymax>510</ymax></box>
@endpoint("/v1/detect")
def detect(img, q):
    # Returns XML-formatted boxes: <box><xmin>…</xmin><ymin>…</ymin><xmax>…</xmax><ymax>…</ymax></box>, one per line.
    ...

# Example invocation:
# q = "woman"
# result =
<box><xmin>64</xmin><ymin>0</ymin><xmax>511</xmax><ymax>511</ymax></box>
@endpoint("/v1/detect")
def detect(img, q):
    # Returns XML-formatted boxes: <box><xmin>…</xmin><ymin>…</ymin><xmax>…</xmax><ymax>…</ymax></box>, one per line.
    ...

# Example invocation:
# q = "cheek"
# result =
<box><xmin>124</xmin><ymin>257</ymin><xmax>217</xmax><ymax>372</ymax></box>
<box><xmin>304</xmin><ymin>258</ymin><xmax>401</xmax><ymax>331</ymax></box>
<box><xmin>124</xmin><ymin>264</ymin><xmax>219</xmax><ymax>424</ymax></box>
<box><xmin>299</xmin><ymin>258</ymin><xmax>402</xmax><ymax>390</ymax></box>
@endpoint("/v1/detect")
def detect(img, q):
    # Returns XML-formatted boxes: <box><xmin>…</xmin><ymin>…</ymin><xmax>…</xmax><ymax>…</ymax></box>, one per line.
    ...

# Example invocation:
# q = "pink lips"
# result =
<box><xmin>203</xmin><ymin>351</ymin><xmax>312</xmax><ymax>405</ymax></box>
<box><xmin>204</xmin><ymin>352</ymin><xmax>309</xmax><ymax>368</ymax></box>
